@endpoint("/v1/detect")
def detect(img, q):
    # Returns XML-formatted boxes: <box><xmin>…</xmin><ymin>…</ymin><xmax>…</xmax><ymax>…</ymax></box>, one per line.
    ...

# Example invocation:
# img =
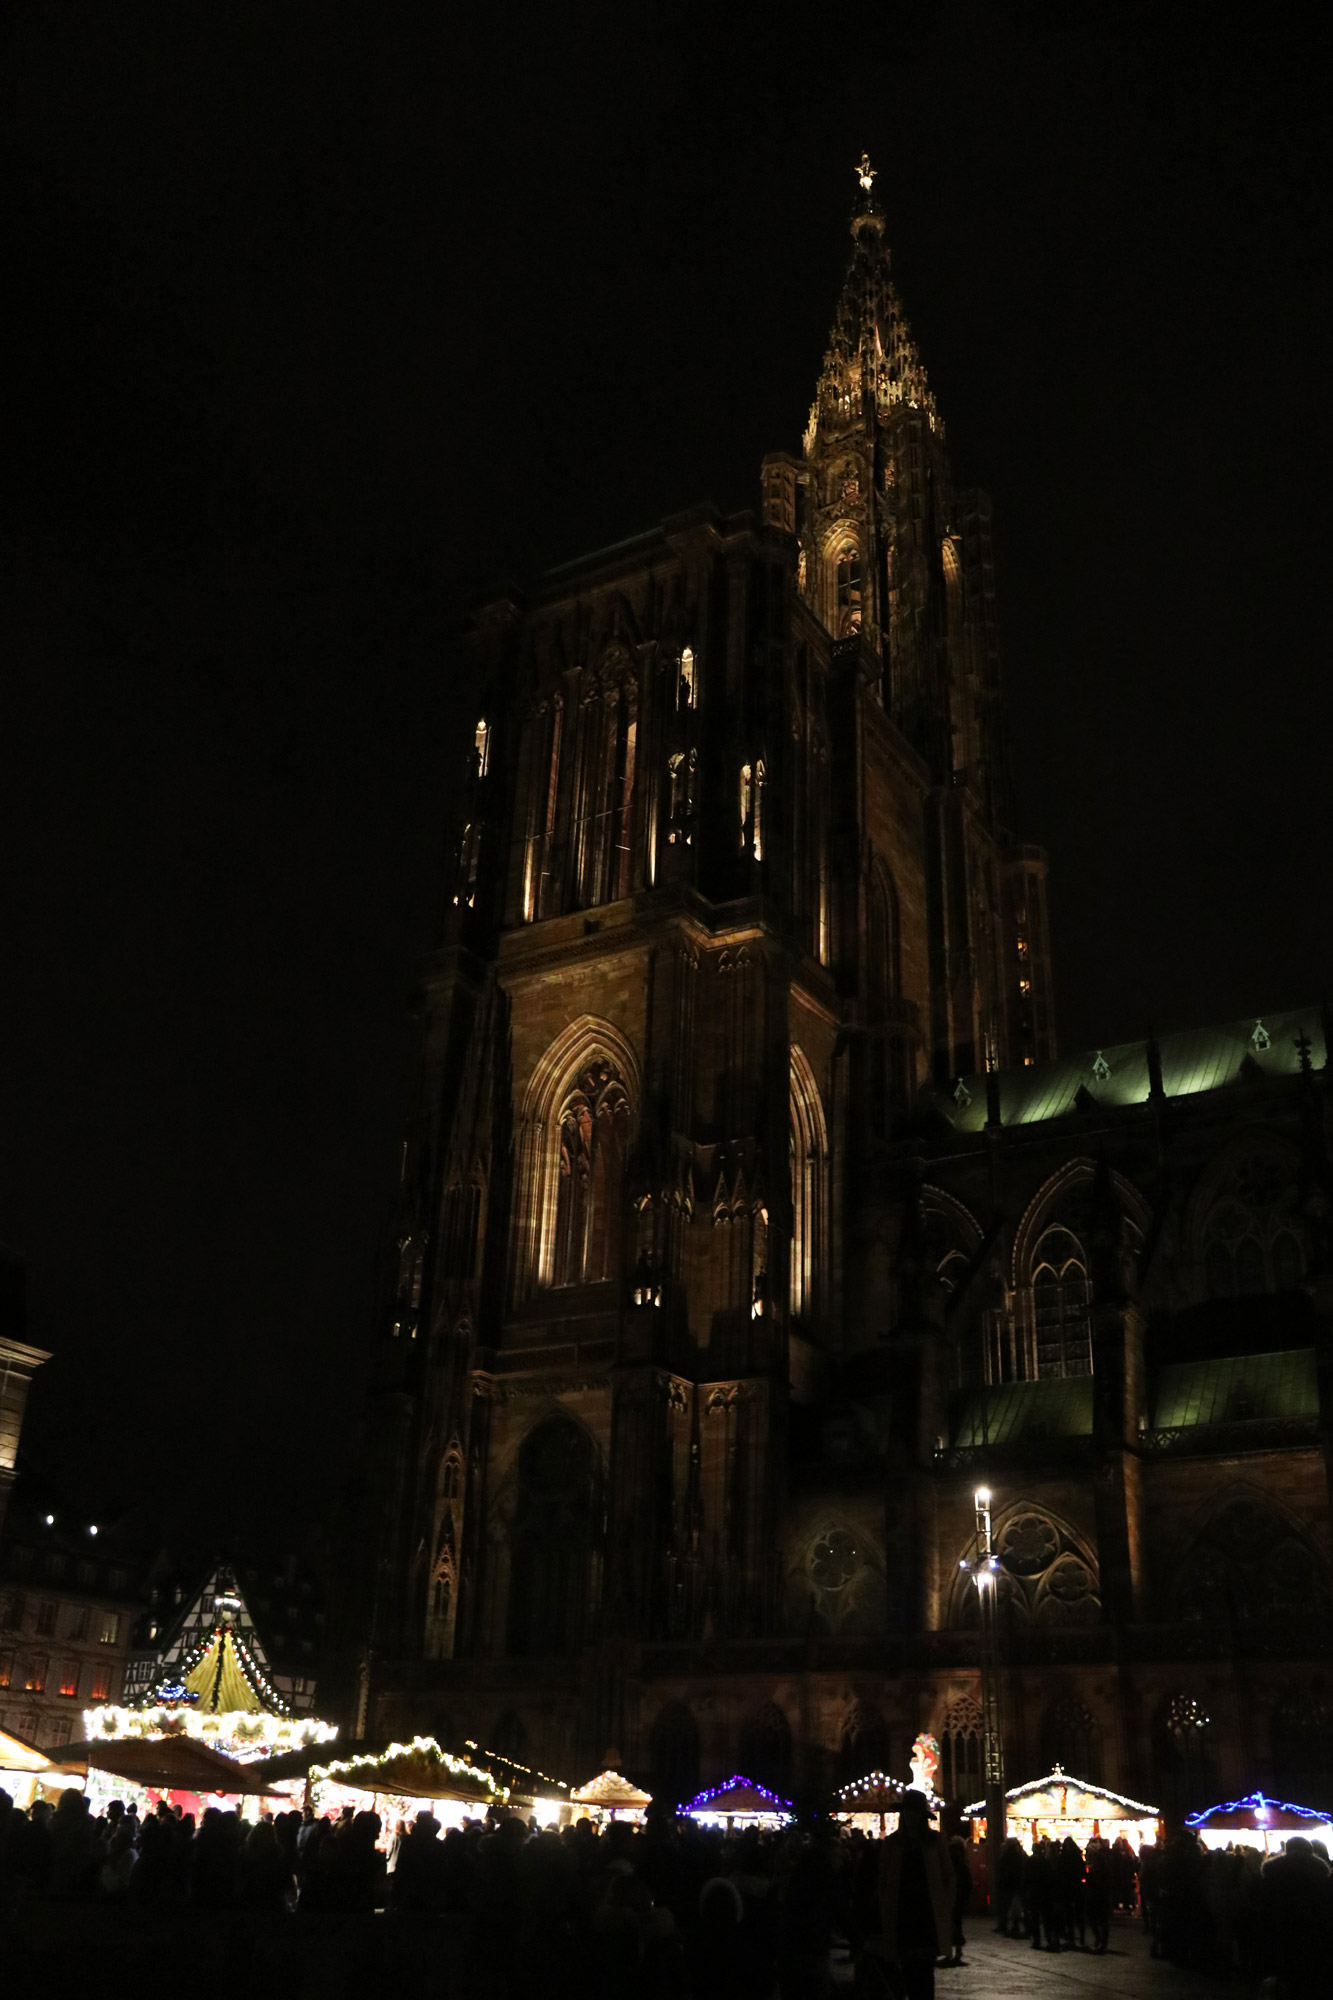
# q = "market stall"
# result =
<box><xmin>1186</xmin><ymin>1791</ymin><xmax>1333</xmax><ymax>1853</ymax></box>
<box><xmin>963</xmin><ymin>1765</ymin><xmax>1161</xmax><ymax>1852</ymax></box>
<box><xmin>0</xmin><ymin>1724</ymin><xmax>81</xmax><ymax>1809</ymax></box>
<box><xmin>682</xmin><ymin>1775</ymin><xmax>793</xmax><ymax>1830</ymax></box>
<box><xmin>832</xmin><ymin>1771</ymin><xmax>937</xmax><ymax>1837</ymax></box>
<box><xmin>63</xmin><ymin>1732</ymin><xmax>287</xmax><ymax>1820</ymax></box>
<box><xmin>570</xmin><ymin>1768</ymin><xmax>652</xmax><ymax>1825</ymax></box>
<box><xmin>310</xmin><ymin>1736</ymin><xmax>506</xmax><ymax>1832</ymax></box>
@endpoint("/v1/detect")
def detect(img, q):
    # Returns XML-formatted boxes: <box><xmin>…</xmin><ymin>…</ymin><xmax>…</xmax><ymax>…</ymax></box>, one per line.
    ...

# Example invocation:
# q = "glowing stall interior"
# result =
<box><xmin>964</xmin><ymin>1766</ymin><xmax>1161</xmax><ymax>1852</ymax></box>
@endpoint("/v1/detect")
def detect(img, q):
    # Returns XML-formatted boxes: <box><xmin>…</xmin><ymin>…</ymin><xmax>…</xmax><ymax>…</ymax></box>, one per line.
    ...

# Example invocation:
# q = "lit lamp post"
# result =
<box><xmin>959</xmin><ymin>1485</ymin><xmax>1006</xmax><ymax>1906</ymax></box>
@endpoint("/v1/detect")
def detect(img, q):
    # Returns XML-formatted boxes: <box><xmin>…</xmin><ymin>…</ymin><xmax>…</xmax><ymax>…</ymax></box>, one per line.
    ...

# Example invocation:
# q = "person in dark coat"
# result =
<box><xmin>944</xmin><ymin>1835</ymin><xmax>972</xmax><ymax>1965</ymax></box>
<box><xmin>875</xmin><ymin>1792</ymin><xmax>954</xmax><ymax>2000</ymax></box>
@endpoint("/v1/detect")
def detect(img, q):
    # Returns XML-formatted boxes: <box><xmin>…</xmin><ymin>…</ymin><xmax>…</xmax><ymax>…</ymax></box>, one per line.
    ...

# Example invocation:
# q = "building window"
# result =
<box><xmin>1</xmin><ymin>1593</ymin><xmax>24</xmax><ymax>1631</ymax></box>
<box><xmin>678</xmin><ymin>647</ymin><xmax>695</xmax><ymax>709</ymax></box>
<box><xmin>739</xmin><ymin>761</ymin><xmax>765</xmax><ymax>859</ymax></box>
<box><xmin>433</xmin><ymin>1577</ymin><xmax>451</xmax><ymax>1623</ymax></box>
<box><xmin>90</xmin><ymin>1666</ymin><xmax>111</xmax><ymax>1701</ymax></box>
<box><xmin>939</xmin><ymin>1698</ymin><xmax>984</xmax><ymax>1802</ymax></box>
<box><xmin>550</xmin><ymin>1060</ymin><xmax>630</xmax><ymax>1288</ymax></box>
<box><xmin>58</xmin><ymin>1662</ymin><xmax>79</xmax><ymax>1699</ymax></box>
<box><xmin>23</xmin><ymin>1657</ymin><xmax>48</xmax><ymax>1694</ymax></box>
<box><xmin>1031</xmin><ymin>1226</ymin><xmax>1092</xmax><ymax>1378</ymax></box>
<box><xmin>835</xmin><ymin>546</ymin><xmax>863</xmax><ymax>634</ymax></box>
<box><xmin>36</xmin><ymin>1602</ymin><xmax>57</xmax><ymax>1637</ymax></box>
<box><xmin>790</xmin><ymin>1047</ymin><xmax>829</xmax><ymax>1323</ymax></box>
<box><xmin>46</xmin><ymin>1717</ymin><xmax>73</xmax><ymax>1749</ymax></box>
<box><xmin>0</xmin><ymin>1649</ymin><xmax>12</xmax><ymax>1689</ymax></box>
<box><xmin>474</xmin><ymin>716</ymin><xmax>490</xmax><ymax>777</ymax></box>
<box><xmin>99</xmin><ymin>1612</ymin><xmax>120</xmax><ymax>1647</ymax></box>
<box><xmin>1041</xmin><ymin>1695</ymin><xmax>1101</xmax><ymax>1781</ymax></box>
<box><xmin>1202</xmin><ymin>1153</ymin><xmax>1306</xmax><ymax>1298</ymax></box>
<box><xmin>68</xmin><ymin>1606</ymin><xmax>89</xmax><ymax>1641</ymax></box>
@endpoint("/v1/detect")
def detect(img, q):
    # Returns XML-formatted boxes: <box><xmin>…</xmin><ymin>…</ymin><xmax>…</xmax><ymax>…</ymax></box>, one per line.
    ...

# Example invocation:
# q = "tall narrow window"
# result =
<box><xmin>552</xmin><ymin>1060</ymin><xmax>630</xmax><ymax>1286</ymax></box>
<box><xmin>835</xmin><ymin>546</ymin><xmax>863</xmax><ymax>634</ymax></box>
<box><xmin>678</xmin><ymin>647</ymin><xmax>695</xmax><ymax>709</ymax></box>
<box><xmin>1031</xmin><ymin>1227</ymin><xmax>1092</xmax><ymax>1378</ymax></box>
<box><xmin>474</xmin><ymin>717</ymin><xmax>490</xmax><ymax>777</ymax></box>
<box><xmin>789</xmin><ymin>1048</ymin><xmax>828</xmax><ymax>1324</ymax></box>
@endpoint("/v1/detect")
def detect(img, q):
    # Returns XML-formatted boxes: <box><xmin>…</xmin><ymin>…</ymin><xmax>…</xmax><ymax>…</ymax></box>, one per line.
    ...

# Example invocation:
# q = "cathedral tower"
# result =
<box><xmin>355</xmin><ymin>161</ymin><xmax>1058</xmax><ymax>1774</ymax></box>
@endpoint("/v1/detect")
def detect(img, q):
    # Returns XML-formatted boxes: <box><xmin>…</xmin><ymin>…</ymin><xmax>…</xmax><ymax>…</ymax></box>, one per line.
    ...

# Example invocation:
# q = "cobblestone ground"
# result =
<box><xmin>830</xmin><ymin>1917</ymin><xmax>1240</xmax><ymax>1997</ymax></box>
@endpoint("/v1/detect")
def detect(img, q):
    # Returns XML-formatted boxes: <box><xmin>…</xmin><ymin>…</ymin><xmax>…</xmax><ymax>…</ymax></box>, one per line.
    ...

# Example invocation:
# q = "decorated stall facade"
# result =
<box><xmin>964</xmin><ymin>1766</ymin><xmax>1161</xmax><ymax>1852</ymax></box>
<box><xmin>569</xmin><ymin>1768</ymin><xmax>652</xmax><ymax>1825</ymax></box>
<box><xmin>1186</xmin><ymin>1791</ymin><xmax>1333</xmax><ymax>1853</ymax></box>
<box><xmin>310</xmin><ymin>1736</ymin><xmax>507</xmax><ymax>1831</ymax></box>
<box><xmin>682</xmin><ymin>1775</ymin><xmax>793</xmax><ymax>1830</ymax></box>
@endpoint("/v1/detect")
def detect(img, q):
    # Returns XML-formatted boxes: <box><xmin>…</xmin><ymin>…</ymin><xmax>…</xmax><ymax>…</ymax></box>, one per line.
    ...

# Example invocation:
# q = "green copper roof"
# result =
<box><xmin>953</xmin><ymin>1377</ymin><xmax>1095</xmax><ymax>1447</ymax></box>
<box><xmin>936</xmin><ymin>1005</ymin><xmax>1326</xmax><ymax>1136</ymax></box>
<box><xmin>1152</xmin><ymin>1348</ymin><xmax>1318</xmax><ymax>1429</ymax></box>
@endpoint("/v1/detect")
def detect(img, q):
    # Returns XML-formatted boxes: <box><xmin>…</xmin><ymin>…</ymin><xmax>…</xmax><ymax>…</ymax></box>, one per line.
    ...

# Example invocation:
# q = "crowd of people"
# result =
<box><xmin>2</xmin><ymin>1780</ymin><xmax>1332</xmax><ymax>1997</ymax></box>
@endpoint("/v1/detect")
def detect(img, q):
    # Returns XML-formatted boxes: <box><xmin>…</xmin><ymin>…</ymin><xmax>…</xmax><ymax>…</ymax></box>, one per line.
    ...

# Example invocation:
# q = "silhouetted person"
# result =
<box><xmin>876</xmin><ymin>1791</ymin><xmax>953</xmax><ymax>2000</ymax></box>
<box><xmin>945</xmin><ymin>1834</ymin><xmax>971</xmax><ymax>1965</ymax></box>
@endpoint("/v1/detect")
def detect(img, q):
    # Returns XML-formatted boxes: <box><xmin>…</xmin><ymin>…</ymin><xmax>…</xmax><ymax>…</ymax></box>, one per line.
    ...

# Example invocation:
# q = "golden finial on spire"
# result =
<box><xmin>856</xmin><ymin>153</ymin><xmax>876</xmax><ymax>193</ymax></box>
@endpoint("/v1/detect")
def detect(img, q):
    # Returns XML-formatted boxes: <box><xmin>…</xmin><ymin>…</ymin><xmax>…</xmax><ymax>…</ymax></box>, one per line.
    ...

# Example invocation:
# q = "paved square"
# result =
<box><xmin>832</xmin><ymin>1919</ymin><xmax>1230</xmax><ymax>1997</ymax></box>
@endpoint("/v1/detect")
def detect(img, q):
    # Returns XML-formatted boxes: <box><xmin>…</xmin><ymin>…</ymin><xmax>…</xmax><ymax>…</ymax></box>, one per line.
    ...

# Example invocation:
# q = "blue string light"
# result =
<box><xmin>681</xmin><ymin>1773</ymin><xmax>794</xmax><ymax>1814</ymax></box>
<box><xmin>1185</xmin><ymin>1790</ymin><xmax>1333</xmax><ymax>1829</ymax></box>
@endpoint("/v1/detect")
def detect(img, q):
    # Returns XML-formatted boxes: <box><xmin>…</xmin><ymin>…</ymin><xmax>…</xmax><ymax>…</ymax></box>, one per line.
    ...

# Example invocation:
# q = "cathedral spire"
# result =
<box><xmin>804</xmin><ymin>155</ymin><xmax>940</xmax><ymax>459</ymax></box>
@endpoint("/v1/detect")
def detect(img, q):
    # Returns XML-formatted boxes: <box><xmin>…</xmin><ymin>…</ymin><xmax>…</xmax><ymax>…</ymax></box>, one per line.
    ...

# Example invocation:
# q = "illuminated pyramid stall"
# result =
<box><xmin>85</xmin><ymin>1564</ymin><xmax>336</xmax><ymax>1764</ymax></box>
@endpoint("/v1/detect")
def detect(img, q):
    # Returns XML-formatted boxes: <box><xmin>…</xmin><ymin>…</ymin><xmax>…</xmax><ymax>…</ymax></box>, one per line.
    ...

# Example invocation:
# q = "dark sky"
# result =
<box><xmin>3</xmin><ymin>7</ymin><xmax>1329</xmax><ymax>1549</ymax></box>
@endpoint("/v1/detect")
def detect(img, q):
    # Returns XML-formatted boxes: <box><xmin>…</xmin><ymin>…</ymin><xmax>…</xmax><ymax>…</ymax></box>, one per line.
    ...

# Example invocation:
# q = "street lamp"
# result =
<box><xmin>959</xmin><ymin>1485</ymin><xmax>1006</xmax><ymax>1905</ymax></box>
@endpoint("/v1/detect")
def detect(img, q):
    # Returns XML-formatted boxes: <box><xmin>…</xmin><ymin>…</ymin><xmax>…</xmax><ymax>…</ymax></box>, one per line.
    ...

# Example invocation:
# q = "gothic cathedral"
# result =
<box><xmin>358</xmin><ymin>163</ymin><xmax>1333</xmax><ymax>1817</ymax></box>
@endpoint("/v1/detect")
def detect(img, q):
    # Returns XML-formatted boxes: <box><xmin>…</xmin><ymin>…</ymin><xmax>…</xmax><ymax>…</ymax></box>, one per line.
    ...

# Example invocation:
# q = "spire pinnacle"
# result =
<box><xmin>855</xmin><ymin>152</ymin><xmax>876</xmax><ymax>194</ymax></box>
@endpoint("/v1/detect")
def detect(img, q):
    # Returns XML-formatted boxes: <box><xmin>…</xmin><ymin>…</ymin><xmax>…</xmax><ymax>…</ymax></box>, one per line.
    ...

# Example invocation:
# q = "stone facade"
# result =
<box><xmin>357</xmin><ymin>169</ymin><xmax>1333</xmax><ymax>1817</ymax></box>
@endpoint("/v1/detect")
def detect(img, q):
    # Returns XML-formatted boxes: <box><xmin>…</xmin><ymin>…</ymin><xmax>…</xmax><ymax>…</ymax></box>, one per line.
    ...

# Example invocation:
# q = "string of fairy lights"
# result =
<box><xmin>681</xmin><ymin>1773</ymin><xmax>794</xmax><ymax>1816</ymax></box>
<box><xmin>962</xmin><ymin>1766</ymin><xmax>1159</xmax><ymax>1817</ymax></box>
<box><xmin>313</xmin><ymin>1735</ymin><xmax>506</xmax><ymax>1802</ymax></box>
<box><xmin>154</xmin><ymin>1619</ymin><xmax>291</xmax><ymax>1718</ymax></box>
<box><xmin>1185</xmin><ymin>1790</ymin><xmax>1333</xmax><ymax>1828</ymax></box>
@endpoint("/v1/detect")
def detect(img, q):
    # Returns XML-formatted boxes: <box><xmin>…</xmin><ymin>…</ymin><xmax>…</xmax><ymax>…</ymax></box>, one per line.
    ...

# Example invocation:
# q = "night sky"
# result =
<box><xmin>3</xmin><ymin>8</ymin><xmax>1328</xmax><ymax>1553</ymax></box>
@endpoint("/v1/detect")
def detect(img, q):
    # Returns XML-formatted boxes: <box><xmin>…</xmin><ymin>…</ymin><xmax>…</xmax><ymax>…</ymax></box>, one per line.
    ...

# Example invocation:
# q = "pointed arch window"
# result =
<box><xmin>790</xmin><ymin>1048</ymin><xmax>828</xmax><ymax>1325</ymax></box>
<box><xmin>552</xmin><ymin>1060</ymin><xmax>630</xmax><ymax>1287</ymax></box>
<box><xmin>474</xmin><ymin>717</ymin><xmax>490</xmax><ymax>778</ymax></box>
<box><xmin>678</xmin><ymin>647</ymin><xmax>695</xmax><ymax>710</ymax></box>
<box><xmin>835</xmin><ymin>545</ymin><xmax>863</xmax><ymax>635</ymax></box>
<box><xmin>1031</xmin><ymin>1226</ymin><xmax>1092</xmax><ymax>1378</ymax></box>
<box><xmin>574</xmin><ymin>665</ymin><xmax>638</xmax><ymax>909</ymax></box>
<box><xmin>1202</xmin><ymin>1154</ymin><xmax>1306</xmax><ymax>1299</ymax></box>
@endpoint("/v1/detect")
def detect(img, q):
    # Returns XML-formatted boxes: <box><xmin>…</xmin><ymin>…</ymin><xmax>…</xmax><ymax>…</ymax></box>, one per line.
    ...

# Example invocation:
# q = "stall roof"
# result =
<box><xmin>570</xmin><ymin>1769</ymin><xmax>652</xmax><ymax>1808</ymax></box>
<box><xmin>313</xmin><ymin>1735</ymin><xmax>504</xmax><ymax>1805</ymax></box>
<box><xmin>963</xmin><ymin>1766</ymin><xmax>1158</xmax><ymax>1819</ymax></box>
<box><xmin>683</xmin><ymin>1774</ymin><xmax>793</xmax><ymax>1817</ymax></box>
<box><xmin>0</xmin><ymin>1725</ymin><xmax>56</xmax><ymax>1775</ymax></box>
<box><xmin>63</xmin><ymin>1734</ymin><xmax>281</xmax><ymax>1795</ymax></box>
<box><xmin>1186</xmin><ymin>1791</ymin><xmax>1333</xmax><ymax>1834</ymax></box>
<box><xmin>834</xmin><ymin>1770</ymin><xmax>910</xmax><ymax>1808</ymax></box>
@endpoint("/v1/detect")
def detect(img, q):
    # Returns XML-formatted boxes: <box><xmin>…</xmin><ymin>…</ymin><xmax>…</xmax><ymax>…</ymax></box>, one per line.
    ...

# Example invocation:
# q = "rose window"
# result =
<box><xmin>812</xmin><ymin>1529</ymin><xmax>859</xmax><ymax>1590</ymax></box>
